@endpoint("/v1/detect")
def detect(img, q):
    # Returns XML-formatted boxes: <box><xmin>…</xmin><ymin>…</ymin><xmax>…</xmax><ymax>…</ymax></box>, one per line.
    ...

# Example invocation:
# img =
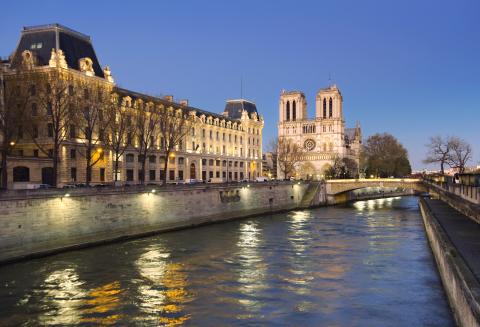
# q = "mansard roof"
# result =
<box><xmin>10</xmin><ymin>24</ymin><xmax>104</xmax><ymax>77</ymax></box>
<box><xmin>114</xmin><ymin>87</ymin><xmax>243</xmax><ymax>123</ymax></box>
<box><xmin>224</xmin><ymin>99</ymin><xmax>258</xmax><ymax>119</ymax></box>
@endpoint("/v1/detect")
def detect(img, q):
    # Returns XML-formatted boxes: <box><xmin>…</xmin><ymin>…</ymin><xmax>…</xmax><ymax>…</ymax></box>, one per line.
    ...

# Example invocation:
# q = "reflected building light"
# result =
<box><xmin>135</xmin><ymin>245</ymin><xmax>191</xmax><ymax>325</ymax></box>
<box><xmin>288</xmin><ymin>211</ymin><xmax>312</xmax><ymax>254</ymax></box>
<box><xmin>236</xmin><ymin>221</ymin><xmax>267</xmax><ymax>311</ymax></box>
<box><xmin>80</xmin><ymin>281</ymin><xmax>123</xmax><ymax>325</ymax></box>
<box><xmin>37</xmin><ymin>267</ymin><xmax>87</xmax><ymax>326</ymax></box>
<box><xmin>353</xmin><ymin>201</ymin><xmax>366</xmax><ymax>212</ymax></box>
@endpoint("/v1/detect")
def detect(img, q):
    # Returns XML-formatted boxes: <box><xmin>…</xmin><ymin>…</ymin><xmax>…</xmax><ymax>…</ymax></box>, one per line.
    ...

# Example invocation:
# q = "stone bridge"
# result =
<box><xmin>325</xmin><ymin>178</ymin><xmax>425</xmax><ymax>196</ymax></box>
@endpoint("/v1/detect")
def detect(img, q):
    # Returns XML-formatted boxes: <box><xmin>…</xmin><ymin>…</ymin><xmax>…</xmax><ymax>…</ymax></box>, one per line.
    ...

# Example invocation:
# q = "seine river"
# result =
<box><xmin>0</xmin><ymin>196</ymin><xmax>454</xmax><ymax>326</ymax></box>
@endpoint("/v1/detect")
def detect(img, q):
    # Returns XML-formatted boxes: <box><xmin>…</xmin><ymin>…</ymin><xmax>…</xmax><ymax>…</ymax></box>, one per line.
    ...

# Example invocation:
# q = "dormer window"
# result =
<box><xmin>30</xmin><ymin>42</ymin><xmax>43</xmax><ymax>49</ymax></box>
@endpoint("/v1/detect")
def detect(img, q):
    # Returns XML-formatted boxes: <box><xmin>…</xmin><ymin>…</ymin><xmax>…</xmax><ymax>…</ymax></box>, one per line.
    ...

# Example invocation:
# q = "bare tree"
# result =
<box><xmin>27</xmin><ymin>70</ymin><xmax>76</xmax><ymax>187</ymax></box>
<box><xmin>277</xmin><ymin>136</ymin><xmax>303</xmax><ymax>179</ymax></box>
<box><xmin>266</xmin><ymin>137</ymin><xmax>278</xmax><ymax>154</ymax></box>
<box><xmin>325</xmin><ymin>156</ymin><xmax>343</xmax><ymax>179</ymax></box>
<box><xmin>423</xmin><ymin>135</ymin><xmax>451</xmax><ymax>174</ymax></box>
<box><xmin>0</xmin><ymin>69</ymin><xmax>32</xmax><ymax>189</ymax></box>
<box><xmin>158</xmin><ymin>106</ymin><xmax>193</xmax><ymax>185</ymax></box>
<box><xmin>105</xmin><ymin>95</ymin><xmax>136</xmax><ymax>183</ymax></box>
<box><xmin>136</xmin><ymin>102</ymin><xmax>162</xmax><ymax>184</ymax></box>
<box><xmin>74</xmin><ymin>81</ymin><xmax>112</xmax><ymax>185</ymax></box>
<box><xmin>447</xmin><ymin>137</ymin><xmax>472</xmax><ymax>173</ymax></box>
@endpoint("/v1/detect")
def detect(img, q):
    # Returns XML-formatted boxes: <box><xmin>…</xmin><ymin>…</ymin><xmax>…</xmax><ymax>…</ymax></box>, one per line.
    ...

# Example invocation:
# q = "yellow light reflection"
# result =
<box><xmin>135</xmin><ymin>245</ymin><xmax>191</xmax><ymax>326</ymax></box>
<box><xmin>80</xmin><ymin>281</ymin><xmax>123</xmax><ymax>325</ymax></box>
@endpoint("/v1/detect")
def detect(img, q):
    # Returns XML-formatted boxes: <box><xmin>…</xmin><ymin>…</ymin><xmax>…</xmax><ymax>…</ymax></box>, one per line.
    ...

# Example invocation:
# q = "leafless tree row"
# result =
<box><xmin>424</xmin><ymin>135</ymin><xmax>472</xmax><ymax>174</ymax></box>
<box><xmin>0</xmin><ymin>69</ymin><xmax>192</xmax><ymax>188</ymax></box>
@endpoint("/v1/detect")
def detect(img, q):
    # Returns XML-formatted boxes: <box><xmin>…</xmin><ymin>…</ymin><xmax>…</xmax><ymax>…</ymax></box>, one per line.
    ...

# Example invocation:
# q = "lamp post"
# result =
<box><xmin>226</xmin><ymin>158</ymin><xmax>229</xmax><ymax>183</ymax></box>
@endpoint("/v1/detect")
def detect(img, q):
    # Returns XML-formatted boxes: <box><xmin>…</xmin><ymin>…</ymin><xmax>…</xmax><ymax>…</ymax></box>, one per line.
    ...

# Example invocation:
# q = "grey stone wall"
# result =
<box><xmin>0</xmin><ymin>183</ymin><xmax>308</xmax><ymax>264</ymax></box>
<box><xmin>419</xmin><ymin>198</ymin><xmax>480</xmax><ymax>327</ymax></box>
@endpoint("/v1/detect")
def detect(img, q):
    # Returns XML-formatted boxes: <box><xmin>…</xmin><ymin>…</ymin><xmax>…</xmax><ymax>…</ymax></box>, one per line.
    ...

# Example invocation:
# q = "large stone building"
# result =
<box><xmin>277</xmin><ymin>85</ymin><xmax>361</xmax><ymax>179</ymax></box>
<box><xmin>0</xmin><ymin>24</ymin><xmax>263</xmax><ymax>189</ymax></box>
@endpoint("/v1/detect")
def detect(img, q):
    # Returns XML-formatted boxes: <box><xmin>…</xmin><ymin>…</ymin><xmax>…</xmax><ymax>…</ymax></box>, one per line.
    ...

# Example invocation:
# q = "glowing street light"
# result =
<box><xmin>9</xmin><ymin>141</ymin><xmax>15</xmax><ymax>146</ymax></box>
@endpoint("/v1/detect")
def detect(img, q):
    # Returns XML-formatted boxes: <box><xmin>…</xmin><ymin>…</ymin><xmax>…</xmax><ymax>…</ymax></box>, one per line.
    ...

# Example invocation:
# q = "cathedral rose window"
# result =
<box><xmin>304</xmin><ymin>139</ymin><xmax>316</xmax><ymax>151</ymax></box>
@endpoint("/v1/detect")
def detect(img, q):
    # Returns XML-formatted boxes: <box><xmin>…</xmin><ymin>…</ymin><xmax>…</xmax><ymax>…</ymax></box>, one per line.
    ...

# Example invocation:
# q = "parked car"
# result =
<box><xmin>62</xmin><ymin>184</ymin><xmax>77</xmax><ymax>189</ymax></box>
<box><xmin>183</xmin><ymin>179</ymin><xmax>199</xmax><ymax>185</ymax></box>
<box><xmin>256</xmin><ymin>176</ymin><xmax>268</xmax><ymax>182</ymax></box>
<box><xmin>38</xmin><ymin>184</ymin><xmax>53</xmax><ymax>189</ymax></box>
<box><xmin>207</xmin><ymin>178</ymin><xmax>226</xmax><ymax>184</ymax></box>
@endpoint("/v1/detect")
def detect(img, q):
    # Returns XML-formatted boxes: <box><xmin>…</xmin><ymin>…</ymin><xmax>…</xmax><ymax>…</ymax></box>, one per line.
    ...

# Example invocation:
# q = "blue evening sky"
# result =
<box><xmin>1</xmin><ymin>0</ymin><xmax>479</xmax><ymax>170</ymax></box>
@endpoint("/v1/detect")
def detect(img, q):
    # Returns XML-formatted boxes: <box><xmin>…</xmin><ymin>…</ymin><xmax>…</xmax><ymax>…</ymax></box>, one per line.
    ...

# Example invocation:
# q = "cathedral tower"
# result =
<box><xmin>315</xmin><ymin>84</ymin><xmax>343</xmax><ymax>120</ymax></box>
<box><xmin>279</xmin><ymin>90</ymin><xmax>307</xmax><ymax>122</ymax></box>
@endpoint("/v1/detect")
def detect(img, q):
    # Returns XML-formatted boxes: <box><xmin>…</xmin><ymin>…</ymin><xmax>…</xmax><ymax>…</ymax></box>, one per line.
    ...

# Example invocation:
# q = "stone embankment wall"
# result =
<box><xmin>0</xmin><ymin>182</ymin><xmax>308</xmax><ymax>264</ymax></box>
<box><xmin>419</xmin><ymin>198</ymin><xmax>480</xmax><ymax>327</ymax></box>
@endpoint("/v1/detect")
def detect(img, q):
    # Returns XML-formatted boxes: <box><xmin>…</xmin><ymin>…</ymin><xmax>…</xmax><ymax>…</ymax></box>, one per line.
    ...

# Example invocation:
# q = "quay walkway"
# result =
<box><xmin>421</xmin><ymin>197</ymin><xmax>480</xmax><ymax>327</ymax></box>
<box><xmin>424</xmin><ymin>198</ymin><xmax>480</xmax><ymax>282</ymax></box>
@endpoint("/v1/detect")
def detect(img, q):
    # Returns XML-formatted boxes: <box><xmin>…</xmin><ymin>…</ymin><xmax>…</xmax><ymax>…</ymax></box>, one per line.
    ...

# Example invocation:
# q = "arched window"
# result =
<box><xmin>292</xmin><ymin>100</ymin><xmax>296</xmax><ymax>121</ymax></box>
<box><xmin>329</xmin><ymin>98</ymin><xmax>333</xmax><ymax>117</ymax></box>
<box><xmin>13</xmin><ymin>166</ymin><xmax>30</xmax><ymax>182</ymax></box>
<box><xmin>323</xmin><ymin>98</ymin><xmax>327</xmax><ymax>118</ymax></box>
<box><xmin>286</xmin><ymin>101</ymin><xmax>290</xmax><ymax>121</ymax></box>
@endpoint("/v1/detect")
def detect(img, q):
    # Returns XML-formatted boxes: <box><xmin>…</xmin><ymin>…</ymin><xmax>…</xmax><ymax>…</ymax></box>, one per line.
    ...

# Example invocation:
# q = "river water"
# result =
<box><xmin>0</xmin><ymin>196</ymin><xmax>454</xmax><ymax>326</ymax></box>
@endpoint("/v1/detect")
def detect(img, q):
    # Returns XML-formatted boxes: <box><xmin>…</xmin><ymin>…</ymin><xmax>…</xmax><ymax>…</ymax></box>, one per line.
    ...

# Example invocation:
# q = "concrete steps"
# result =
<box><xmin>299</xmin><ymin>182</ymin><xmax>322</xmax><ymax>208</ymax></box>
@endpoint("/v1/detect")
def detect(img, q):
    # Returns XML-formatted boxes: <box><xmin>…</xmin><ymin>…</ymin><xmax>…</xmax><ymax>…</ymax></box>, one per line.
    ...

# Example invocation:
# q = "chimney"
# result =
<box><xmin>179</xmin><ymin>99</ymin><xmax>188</xmax><ymax>106</ymax></box>
<box><xmin>163</xmin><ymin>95</ymin><xmax>173</xmax><ymax>102</ymax></box>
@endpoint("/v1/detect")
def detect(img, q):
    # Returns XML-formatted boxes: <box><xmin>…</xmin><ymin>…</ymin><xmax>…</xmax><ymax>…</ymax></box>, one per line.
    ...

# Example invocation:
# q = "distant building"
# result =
<box><xmin>277</xmin><ymin>85</ymin><xmax>361</xmax><ymax>179</ymax></box>
<box><xmin>0</xmin><ymin>24</ymin><xmax>263</xmax><ymax>188</ymax></box>
<box><xmin>262</xmin><ymin>152</ymin><xmax>277</xmax><ymax>179</ymax></box>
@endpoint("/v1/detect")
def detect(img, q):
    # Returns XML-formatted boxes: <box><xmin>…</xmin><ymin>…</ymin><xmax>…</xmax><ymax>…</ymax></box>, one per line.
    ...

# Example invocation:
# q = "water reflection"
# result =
<box><xmin>235</xmin><ymin>221</ymin><xmax>267</xmax><ymax>313</ymax></box>
<box><xmin>81</xmin><ymin>281</ymin><xmax>123</xmax><ymax>325</ymax></box>
<box><xmin>135</xmin><ymin>244</ymin><xmax>191</xmax><ymax>326</ymax></box>
<box><xmin>285</xmin><ymin>211</ymin><xmax>314</xmax><ymax>297</ymax></box>
<box><xmin>288</xmin><ymin>210</ymin><xmax>312</xmax><ymax>254</ymax></box>
<box><xmin>353</xmin><ymin>197</ymin><xmax>401</xmax><ymax>212</ymax></box>
<box><xmin>36</xmin><ymin>267</ymin><xmax>86</xmax><ymax>326</ymax></box>
<box><xmin>0</xmin><ymin>196</ymin><xmax>454</xmax><ymax>326</ymax></box>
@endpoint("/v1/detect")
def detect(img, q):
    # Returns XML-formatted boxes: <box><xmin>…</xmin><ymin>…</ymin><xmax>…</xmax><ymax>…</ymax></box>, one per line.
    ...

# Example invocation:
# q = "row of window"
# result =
<box><xmin>193</xmin><ymin>128</ymin><xmax>260</xmax><ymax>145</ymax></box>
<box><xmin>123</xmin><ymin>169</ymin><xmax>248</xmax><ymax>182</ymax></box>
<box><xmin>12</xmin><ymin>165</ymin><xmax>258</xmax><ymax>184</ymax></box>
<box><xmin>28</xmin><ymin>84</ymin><xmax>105</xmax><ymax>99</ymax></box>
<box><xmin>124</xmin><ymin>153</ymin><xmax>247</xmax><ymax>168</ymax></box>
<box><xmin>322</xmin><ymin>98</ymin><xmax>334</xmax><ymax>118</ymax></box>
<box><xmin>285</xmin><ymin>125</ymin><xmax>335</xmax><ymax>134</ymax></box>
<box><xmin>285</xmin><ymin>100</ymin><xmax>297</xmax><ymax>121</ymax></box>
<box><xmin>284</xmin><ymin>97</ymin><xmax>335</xmax><ymax>121</ymax></box>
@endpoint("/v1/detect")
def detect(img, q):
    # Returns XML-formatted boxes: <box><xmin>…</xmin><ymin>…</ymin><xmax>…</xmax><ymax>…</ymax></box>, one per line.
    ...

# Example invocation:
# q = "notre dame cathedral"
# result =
<box><xmin>277</xmin><ymin>84</ymin><xmax>362</xmax><ymax>179</ymax></box>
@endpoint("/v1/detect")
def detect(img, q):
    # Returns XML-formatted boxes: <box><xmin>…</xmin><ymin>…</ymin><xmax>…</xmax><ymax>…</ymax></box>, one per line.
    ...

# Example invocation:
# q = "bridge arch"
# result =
<box><xmin>325</xmin><ymin>179</ymin><xmax>426</xmax><ymax>196</ymax></box>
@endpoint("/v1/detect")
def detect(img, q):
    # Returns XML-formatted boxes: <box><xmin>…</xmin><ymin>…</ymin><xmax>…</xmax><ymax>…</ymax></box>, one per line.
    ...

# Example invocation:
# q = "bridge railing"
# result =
<box><xmin>326</xmin><ymin>178</ymin><xmax>422</xmax><ymax>184</ymax></box>
<box><xmin>424</xmin><ymin>179</ymin><xmax>480</xmax><ymax>205</ymax></box>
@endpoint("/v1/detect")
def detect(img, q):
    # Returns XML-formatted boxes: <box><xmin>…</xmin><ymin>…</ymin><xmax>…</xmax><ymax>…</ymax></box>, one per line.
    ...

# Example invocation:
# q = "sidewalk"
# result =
<box><xmin>424</xmin><ymin>198</ymin><xmax>480</xmax><ymax>283</ymax></box>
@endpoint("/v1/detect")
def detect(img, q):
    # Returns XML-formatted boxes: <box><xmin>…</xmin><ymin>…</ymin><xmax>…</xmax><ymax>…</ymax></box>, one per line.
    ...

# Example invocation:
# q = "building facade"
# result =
<box><xmin>0</xmin><ymin>24</ymin><xmax>263</xmax><ymax>189</ymax></box>
<box><xmin>277</xmin><ymin>85</ymin><xmax>361</xmax><ymax>179</ymax></box>
<box><xmin>262</xmin><ymin>152</ymin><xmax>277</xmax><ymax>179</ymax></box>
